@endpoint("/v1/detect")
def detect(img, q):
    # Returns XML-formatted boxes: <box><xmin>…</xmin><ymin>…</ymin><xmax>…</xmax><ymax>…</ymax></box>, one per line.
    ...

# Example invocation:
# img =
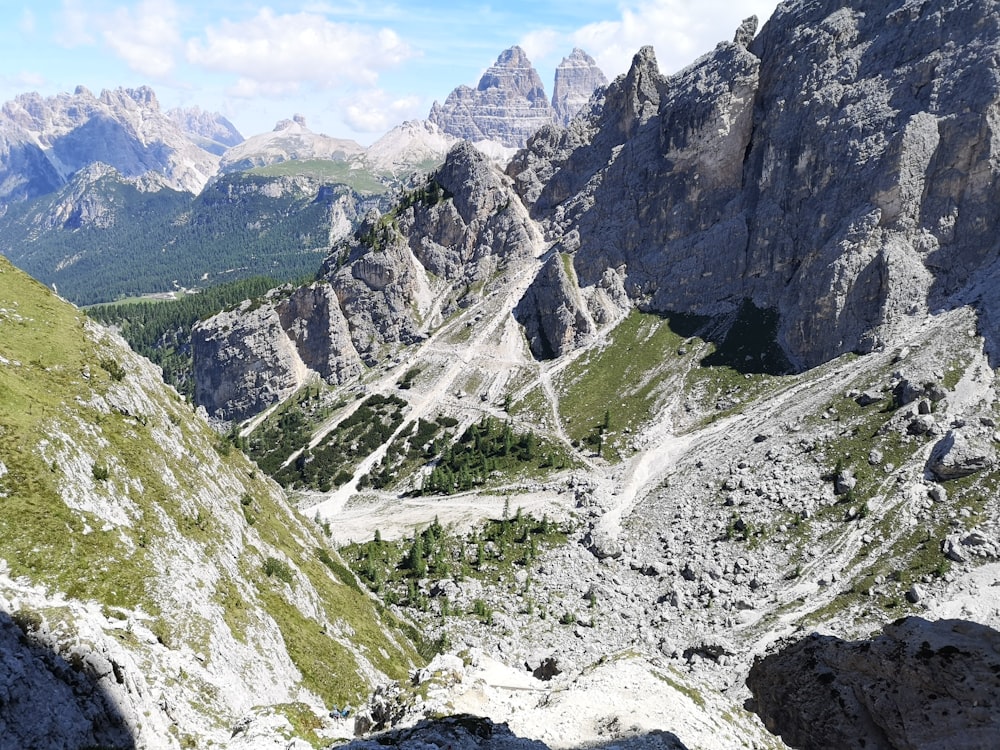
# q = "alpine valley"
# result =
<box><xmin>3</xmin><ymin>2</ymin><xmax>1000</xmax><ymax>750</ymax></box>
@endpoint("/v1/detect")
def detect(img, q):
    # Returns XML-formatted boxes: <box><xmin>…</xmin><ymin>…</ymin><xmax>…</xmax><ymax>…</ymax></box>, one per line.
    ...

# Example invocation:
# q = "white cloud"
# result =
<box><xmin>19</xmin><ymin>9</ymin><xmax>36</xmax><ymax>34</ymax></box>
<box><xmin>519</xmin><ymin>28</ymin><xmax>563</xmax><ymax>63</ymax></box>
<box><xmin>0</xmin><ymin>71</ymin><xmax>47</xmax><ymax>90</ymax></box>
<box><xmin>54</xmin><ymin>0</ymin><xmax>97</xmax><ymax>47</ymax></box>
<box><xmin>53</xmin><ymin>0</ymin><xmax>182</xmax><ymax>77</ymax></box>
<box><xmin>101</xmin><ymin>0</ymin><xmax>183</xmax><ymax>78</ymax></box>
<box><xmin>572</xmin><ymin>0</ymin><xmax>778</xmax><ymax>79</ymax></box>
<box><xmin>343</xmin><ymin>89</ymin><xmax>423</xmax><ymax>133</ymax></box>
<box><xmin>186</xmin><ymin>9</ymin><xmax>415</xmax><ymax>97</ymax></box>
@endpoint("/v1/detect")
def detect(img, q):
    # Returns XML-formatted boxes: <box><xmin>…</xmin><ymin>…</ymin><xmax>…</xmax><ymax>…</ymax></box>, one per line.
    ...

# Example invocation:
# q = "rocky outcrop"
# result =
<box><xmin>552</xmin><ymin>49</ymin><xmax>608</xmax><ymax>126</ymax></box>
<box><xmin>428</xmin><ymin>46</ymin><xmax>606</xmax><ymax>149</ymax></box>
<box><xmin>195</xmin><ymin>142</ymin><xmax>538</xmax><ymax>419</ymax></box>
<box><xmin>192</xmin><ymin>298</ymin><xmax>312</xmax><ymax>421</ymax></box>
<box><xmin>323</xmin><ymin>142</ymin><xmax>539</xmax><ymax>362</ymax></box>
<box><xmin>0</xmin><ymin>610</ymin><xmax>134</xmax><ymax>749</ymax></box>
<box><xmin>0</xmin><ymin>85</ymin><xmax>219</xmax><ymax>202</ymax></box>
<box><xmin>429</xmin><ymin>47</ymin><xmax>557</xmax><ymax>148</ymax></box>
<box><xmin>514</xmin><ymin>252</ymin><xmax>594</xmax><ymax>359</ymax></box>
<box><xmin>509</xmin><ymin>1</ymin><xmax>1000</xmax><ymax>369</ymax></box>
<box><xmin>746</xmin><ymin>617</ymin><xmax>1000</xmax><ymax>749</ymax></box>
<box><xmin>192</xmin><ymin>283</ymin><xmax>364</xmax><ymax>421</ymax></box>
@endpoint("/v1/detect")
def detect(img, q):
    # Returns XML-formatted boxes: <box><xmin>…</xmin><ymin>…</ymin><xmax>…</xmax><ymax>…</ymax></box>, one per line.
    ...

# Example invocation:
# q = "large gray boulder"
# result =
<box><xmin>747</xmin><ymin>617</ymin><xmax>1000</xmax><ymax>749</ymax></box>
<box><xmin>927</xmin><ymin>429</ymin><xmax>997</xmax><ymax>480</ymax></box>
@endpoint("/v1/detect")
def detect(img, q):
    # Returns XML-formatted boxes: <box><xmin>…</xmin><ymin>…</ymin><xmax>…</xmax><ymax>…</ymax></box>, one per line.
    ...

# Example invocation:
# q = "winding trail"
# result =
<box><xmin>304</xmin><ymin>246</ymin><xmax>547</xmax><ymax>524</ymax></box>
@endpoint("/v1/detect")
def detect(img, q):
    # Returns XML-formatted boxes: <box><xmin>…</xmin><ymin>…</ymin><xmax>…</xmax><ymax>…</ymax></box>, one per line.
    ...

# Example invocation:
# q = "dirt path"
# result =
<box><xmin>304</xmin><ymin>248</ymin><xmax>547</xmax><ymax>525</ymax></box>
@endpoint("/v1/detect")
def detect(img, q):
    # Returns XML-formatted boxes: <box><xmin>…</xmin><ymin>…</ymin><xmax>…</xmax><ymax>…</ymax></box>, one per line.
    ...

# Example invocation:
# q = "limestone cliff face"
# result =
<box><xmin>510</xmin><ymin>1</ymin><xmax>1000</xmax><ymax>369</ymax></box>
<box><xmin>552</xmin><ymin>49</ymin><xmax>608</xmax><ymax>127</ymax></box>
<box><xmin>747</xmin><ymin>617</ymin><xmax>1000</xmax><ymax>750</ymax></box>
<box><xmin>192</xmin><ymin>284</ymin><xmax>363</xmax><ymax>421</ymax></box>
<box><xmin>195</xmin><ymin>142</ymin><xmax>538</xmax><ymax>419</ymax></box>
<box><xmin>323</xmin><ymin>141</ymin><xmax>539</xmax><ymax>363</ymax></box>
<box><xmin>428</xmin><ymin>47</ymin><xmax>559</xmax><ymax>148</ymax></box>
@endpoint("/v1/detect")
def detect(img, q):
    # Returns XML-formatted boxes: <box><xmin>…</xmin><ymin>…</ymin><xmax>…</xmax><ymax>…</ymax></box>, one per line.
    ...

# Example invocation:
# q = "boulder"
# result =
<box><xmin>747</xmin><ymin>618</ymin><xmax>1000</xmax><ymax>749</ymax></box>
<box><xmin>927</xmin><ymin>430</ymin><xmax>997</xmax><ymax>480</ymax></box>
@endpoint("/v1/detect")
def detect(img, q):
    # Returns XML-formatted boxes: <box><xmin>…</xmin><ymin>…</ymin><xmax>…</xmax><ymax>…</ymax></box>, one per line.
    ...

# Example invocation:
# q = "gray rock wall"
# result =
<box><xmin>195</xmin><ymin>142</ymin><xmax>538</xmax><ymax>420</ymax></box>
<box><xmin>747</xmin><ymin>617</ymin><xmax>1000</xmax><ymax>750</ymax></box>
<box><xmin>552</xmin><ymin>49</ymin><xmax>608</xmax><ymax>127</ymax></box>
<box><xmin>429</xmin><ymin>46</ymin><xmax>607</xmax><ymax>148</ymax></box>
<box><xmin>509</xmin><ymin>0</ymin><xmax>1000</xmax><ymax>369</ymax></box>
<box><xmin>429</xmin><ymin>47</ymin><xmax>556</xmax><ymax>148</ymax></box>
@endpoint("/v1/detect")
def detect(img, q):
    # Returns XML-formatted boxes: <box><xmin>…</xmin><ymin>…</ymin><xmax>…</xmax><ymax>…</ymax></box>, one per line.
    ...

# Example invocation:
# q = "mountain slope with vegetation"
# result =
<box><xmin>0</xmin><ymin>168</ymin><xmax>382</xmax><ymax>305</ymax></box>
<box><xmin>182</xmin><ymin>3</ymin><xmax>1000</xmax><ymax>748</ymax></box>
<box><xmin>0</xmin><ymin>256</ymin><xmax>420</xmax><ymax>748</ymax></box>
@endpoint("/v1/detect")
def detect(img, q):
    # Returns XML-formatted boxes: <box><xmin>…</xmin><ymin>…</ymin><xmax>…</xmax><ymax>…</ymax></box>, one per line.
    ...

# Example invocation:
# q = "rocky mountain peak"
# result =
<box><xmin>477</xmin><ymin>45</ymin><xmax>548</xmax><ymax>103</ymax></box>
<box><xmin>552</xmin><ymin>48</ymin><xmax>608</xmax><ymax>126</ymax></box>
<box><xmin>166</xmin><ymin>104</ymin><xmax>244</xmax><ymax>155</ymax></box>
<box><xmin>733</xmin><ymin>15</ymin><xmax>759</xmax><ymax>46</ymax></box>
<box><xmin>0</xmin><ymin>85</ymin><xmax>219</xmax><ymax>203</ymax></box>
<box><xmin>218</xmin><ymin>115</ymin><xmax>363</xmax><ymax>174</ymax></box>
<box><xmin>426</xmin><ymin>44</ymin><xmax>606</xmax><ymax>148</ymax></box>
<box><xmin>274</xmin><ymin>114</ymin><xmax>308</xmax><ymax>131</ymax></box>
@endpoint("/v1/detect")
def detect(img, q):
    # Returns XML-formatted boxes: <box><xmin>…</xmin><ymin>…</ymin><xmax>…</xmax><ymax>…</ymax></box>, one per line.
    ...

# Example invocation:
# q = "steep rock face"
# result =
<box><xmin>219</xmin><ymin>115</ymin><xmax>364</xmax><ymax>174</ymax></box>
<box><xmin>552</xmin><ymin>49</ymin><xmax>608</xmax><ymax>126</ymax></box>
<box><xmin>195</xmin><ymin>142</ymin><xmax>538</xmax><ymax>419</ymax></box>
<box><xmin>325</xmin><ymin>141</ymin><xmax>540</xmax><ymax>362</ymax></box>
<box><xmin>166</xmin><ymin>104</ymin><xmax>244</xmax><ymax>155</ymax></box>
<box><xmin>514</xmin><ymin>252</ymin><xmax>595</xmax><ymax>359</ymax></box>
<box><xmin>429</xmin><ymin>47</ymin><xmax>557</xmax><ymax>148</ymax></box>
<box><xmin>192</xmin><ymin>283</ymin><xmax>364</xmax><ymax>421</ymax></box>
<box><xmin>746</xmin><ymin>617</ymin><xmax>1000</xmax><ymax>749</ymax></box>
<box><xmin>509</xmin><ymin>1</ymin><xmax>1000</xmax><ymax>369</ymax></box>
<box><xmin>192</xmin><ymin>299</ymin><xmax>312</xmax><ymax>421</ymax></box>
<box><xmin>0</xmin><ymin>85</ymin><xmax>219</xmax><ymax>203</ymax></box>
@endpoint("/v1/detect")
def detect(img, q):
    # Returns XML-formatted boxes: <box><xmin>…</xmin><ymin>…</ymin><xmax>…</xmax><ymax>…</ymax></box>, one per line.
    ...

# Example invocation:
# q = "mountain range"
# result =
<box><xmin>0</xmin><ymin>46</ymin><xmax>606</xmax><ymax>306</ymax></box>
<box><xmin>5</xmin><ymin>2</ymin><xmax>1000</xmax><ymax>748</ymax></box>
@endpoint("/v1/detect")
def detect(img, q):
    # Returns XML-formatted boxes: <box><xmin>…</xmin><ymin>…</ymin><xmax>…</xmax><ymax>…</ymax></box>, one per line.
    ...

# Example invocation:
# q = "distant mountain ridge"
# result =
<box><xmin>0</xmin><ymin>85</ymin><xmax>221</xmax><ymax>202</ymax></box>
<box><xmin>166</xmin><ymin>104</ymin><xmax>244</xmax><ymax>155</ymax></box>
<box><xmin>219</xmin><ymin>115</ymin><xmax>364</xmax><ymax>174</ymax></box>
<box><xmin>0</xmin><ymin>45</ymin><xmax>605</xmax><ymax>303</ymax></box>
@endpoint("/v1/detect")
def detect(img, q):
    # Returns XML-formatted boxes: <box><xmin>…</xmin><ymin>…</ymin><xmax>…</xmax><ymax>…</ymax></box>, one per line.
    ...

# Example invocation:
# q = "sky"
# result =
<box><xmin>1</xmin><ymin>1</ymin><xmax>779</xmax><ymax>146</ymax></box>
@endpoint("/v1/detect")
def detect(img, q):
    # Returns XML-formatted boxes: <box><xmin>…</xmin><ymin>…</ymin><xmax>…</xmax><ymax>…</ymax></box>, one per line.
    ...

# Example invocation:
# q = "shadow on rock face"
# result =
<box><xmin>332</xmin><ymin>714</ymin><xmax>690</xmax><ymax>750</ymax></box>
<box><xmin>0</xmin><ymin>609</ymin><xmax>136</xmax><ymax>750</ymax></box>
<box><xmin>745</xmin><ymin>616</ymin><xmax>1000</xmax><ymax>750</ymax></box>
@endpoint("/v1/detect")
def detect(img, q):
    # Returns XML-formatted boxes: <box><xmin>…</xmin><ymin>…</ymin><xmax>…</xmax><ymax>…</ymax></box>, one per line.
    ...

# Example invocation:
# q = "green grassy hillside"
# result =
<box><xmin>0</xmin><ymin>256</ymin><xmax>420</xmax><ymax>744</ymax></box>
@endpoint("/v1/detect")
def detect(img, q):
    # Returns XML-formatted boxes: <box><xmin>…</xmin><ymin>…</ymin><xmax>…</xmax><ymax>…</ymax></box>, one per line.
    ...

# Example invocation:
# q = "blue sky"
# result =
<box><xmin>1</xmin><ymin>1</ymin><xmax>778</xmax><ymax>145</ymax></box>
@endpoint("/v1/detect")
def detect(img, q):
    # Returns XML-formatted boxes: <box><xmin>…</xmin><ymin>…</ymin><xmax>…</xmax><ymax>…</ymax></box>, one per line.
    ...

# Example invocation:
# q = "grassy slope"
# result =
<box><xmin>0</xmin><ymin>256</ymin><xmax>419</xmax><ymax>735</ymax></box>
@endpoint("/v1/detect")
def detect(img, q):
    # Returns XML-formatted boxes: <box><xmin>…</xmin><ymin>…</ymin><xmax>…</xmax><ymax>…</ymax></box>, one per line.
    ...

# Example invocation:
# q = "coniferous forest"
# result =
<box><xmin>0</xmin><ymin>172</ymin><xmax>385</xmax><ymax>305</ymax></box>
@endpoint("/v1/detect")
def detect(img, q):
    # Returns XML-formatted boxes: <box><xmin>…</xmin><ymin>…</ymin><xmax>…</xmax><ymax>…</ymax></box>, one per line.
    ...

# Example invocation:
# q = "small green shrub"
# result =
<box><xmin>263</xmin><ymin>556</ymin><xmax>294</xmax><ymax>584</ymax></box>
<box><xmin>99</xmin><ymin>356</ymin><xmax>126</xmax><ymax>381</ymax></box>
<box><xmin>471</xmin><ymin>598</ymin><xmax>493</xmax><ymax>624</ymax></box>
